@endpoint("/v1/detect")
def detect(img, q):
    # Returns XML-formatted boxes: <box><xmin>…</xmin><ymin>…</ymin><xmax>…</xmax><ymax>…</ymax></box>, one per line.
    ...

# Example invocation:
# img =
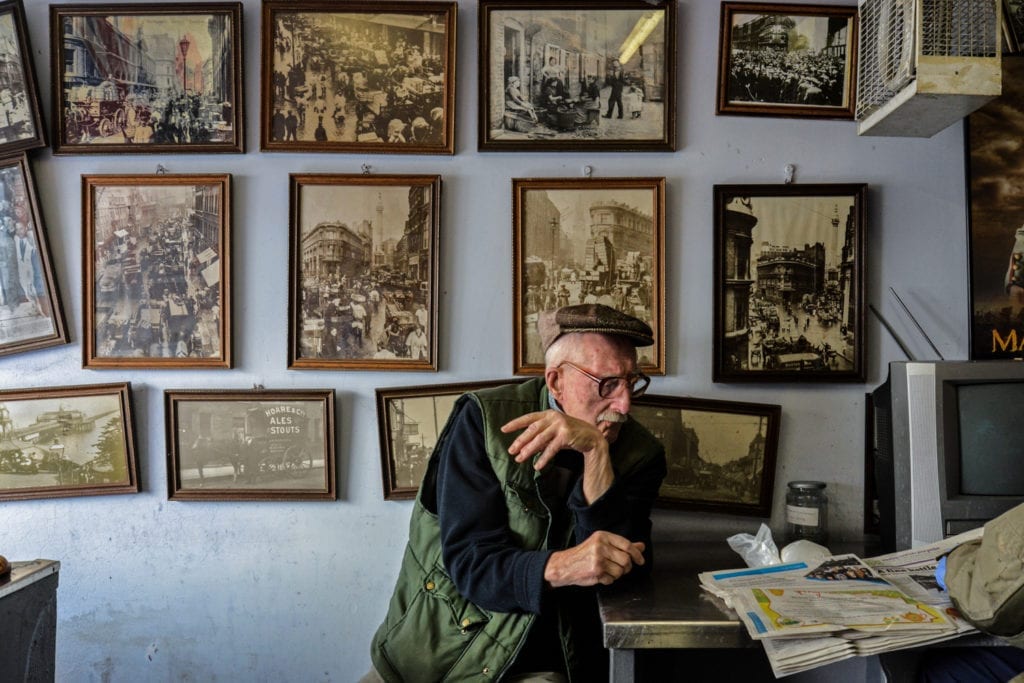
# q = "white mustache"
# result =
<box><xmin>597</xmin><ymin>411</ymin><xmax>628</xmax><ymax>424</ymax></box>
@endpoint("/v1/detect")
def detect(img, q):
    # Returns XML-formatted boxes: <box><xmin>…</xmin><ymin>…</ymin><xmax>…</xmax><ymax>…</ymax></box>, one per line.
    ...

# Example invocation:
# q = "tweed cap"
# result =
<box><xmin>537</xmin><ymin>303</ymin><xmax>654</xmax><ymax>352</ymax></box>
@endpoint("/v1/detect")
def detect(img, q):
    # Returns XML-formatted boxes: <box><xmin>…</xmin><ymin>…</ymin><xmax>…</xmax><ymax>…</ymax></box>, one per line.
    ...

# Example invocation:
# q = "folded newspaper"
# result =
<box><xmin>698</xmin><ymin>527</ymin><xmax>984</xmax><ymax>678</ymax></box>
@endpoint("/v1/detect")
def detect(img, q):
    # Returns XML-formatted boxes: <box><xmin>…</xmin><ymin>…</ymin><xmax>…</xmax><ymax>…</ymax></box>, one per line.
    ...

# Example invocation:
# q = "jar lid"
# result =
<box><xmin>788</xmin><ymin>480</ymin><xmax>826</xmax><ymax>490</ymax></box>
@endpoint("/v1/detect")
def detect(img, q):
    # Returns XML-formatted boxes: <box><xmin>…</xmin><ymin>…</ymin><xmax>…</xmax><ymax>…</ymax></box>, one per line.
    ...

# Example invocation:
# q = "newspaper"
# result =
<box><xmin>699</xmin><ymin>529</ymin><xmax>984</xmax><ymax>678</ymax></box>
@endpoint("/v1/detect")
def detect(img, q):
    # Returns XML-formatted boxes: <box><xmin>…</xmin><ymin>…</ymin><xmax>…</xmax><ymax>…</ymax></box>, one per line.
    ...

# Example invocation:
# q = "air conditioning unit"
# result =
<box><xmin>856</xmin><ymin>0</ymin><xmax>1001</xmax><ymax>137</ymax></box>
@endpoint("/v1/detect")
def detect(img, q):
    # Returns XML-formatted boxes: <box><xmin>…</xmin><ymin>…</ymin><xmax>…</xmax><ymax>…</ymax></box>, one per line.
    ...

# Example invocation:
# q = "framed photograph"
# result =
<box><xmin>967</xmin><ymin>55</ymin><xmax>1024</xmax><ymax>359</ymax></box>
<box><xmin>50</xmin><ymin>3</ymin><xmax>244</xmax><ymax>154</ymax></box>
<box><xmin>713</xmin><ymin>183</ymin><xmax>866</xmax><ymax>382</ymax></box>
<box><xmin>82</xmin><ymin>173</ymin><xmax>231</xmax><ymax>369</ymax></box>
<box><xmin>288</xmin><ymin>174</ymin><xmax>440</xmax><ymax>370</ymax></box>
<box><xmin>165</xmin><ymin>389</ymin><xmax>335</xmax><ymax>501</ymax></box>
<box><xmin>1006</xmin><ymin>1</ymin><xmax>1024</xmax><ymax>53</ymax></box>
<box><xmin>631</xmin><ymin>393</ymin><xmax>781</xmax><ymax>516</ymax></box>
<box><xmin>0</xmin><ymin>153</ymin><xmax>68</xmax><ymax>357</ymax></box>
<box><xmin>261</xmin><ymin>0</ymin><xmax>456</xmax><ymax>154</ymax></box>
<box><xmin>0</xmin><ymin>0</ymin><xmax>46</xmax><ymax>155</ymax></box>
<box><xmin>513</xmin><ymin>177</ymin><xmax>665</xmax><ymax>375</ymax></box>
<box><xmin>716</xmin><ymin>2</ymin><xmax>858</xmax><ymax>120</ymax></box>
<box><xmin>479</xmin><ymin>0</ymin><xmax>676</xmax><ymax>151</ymax></box>
<box><xmin>376</xmin><ymin>379</ymin><xmax>520</xmax><ymax>500</ymax></box>
<box><xmin>0</xmin><ymin>383</ymin><xmax>138</xmax><ymax>502</ymax></box>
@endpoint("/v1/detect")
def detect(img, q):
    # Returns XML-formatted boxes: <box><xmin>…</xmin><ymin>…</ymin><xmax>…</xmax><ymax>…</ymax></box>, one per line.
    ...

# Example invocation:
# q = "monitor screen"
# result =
<box><xmin>956</xmin><ymin>383</ymin><xmax>1024</xmax><ymax>496</ymax></box>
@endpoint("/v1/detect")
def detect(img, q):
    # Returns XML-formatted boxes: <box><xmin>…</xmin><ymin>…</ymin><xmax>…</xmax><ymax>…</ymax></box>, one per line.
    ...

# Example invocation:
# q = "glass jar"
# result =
<box><xmin>785</xmin><ymin>481</ymin><xmax>828</xmax><ymax>544</ymax></box>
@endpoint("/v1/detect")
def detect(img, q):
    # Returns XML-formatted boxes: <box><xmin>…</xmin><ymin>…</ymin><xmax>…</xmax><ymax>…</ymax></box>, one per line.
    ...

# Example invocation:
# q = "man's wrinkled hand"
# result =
<box><xmin>501</xmin><ymin>409</ymin><xmax>606</xmax><ymax>470</ymax></box>
<box><xmin>543</xmin><ymin>530</ymin><xmax>645</xmax><ymax>588</ymax></box>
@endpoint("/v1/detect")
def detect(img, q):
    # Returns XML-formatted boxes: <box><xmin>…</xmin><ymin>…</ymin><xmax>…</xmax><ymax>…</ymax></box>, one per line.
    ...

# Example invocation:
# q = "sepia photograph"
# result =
<box><xmin>479</xmin><ymin>0</ymin><xmax>676</xmax><ymax>151</ymax></box>
<box><xmin>713</xmin><ymin>184</ymin><xmax>866</xmax><ymax>382</ymax></box>
<box><xmin>375</xmin><ymin>380</ymin><xmax>517</xmax><ymax>500</ymax></box>
<box><xmin>165</xmin><ymin>389</ymin><xmax>335</xmax><ymax>501</ymax></box>
<box><xmin>1006</xmin><ymin>0</ymin><xmax>1024</xmax><ymax>52</ymax></box>
<box><xmin>513</xmin><ymin>177</ymin><xmax>665</xmax><ymax>375</ymax></box>
<box><xmin>717</xmin><ymin>2</ymin><xmax>857</xmax><ymax>119</ymax></box>
<box><xmin>0</xmin><ymin>383</ymin><xmax>138</xmax><ymax>502</ymax></box>
<box><xmin>967</xmin><ymin>56</ymin><xmax>1024</xmax><ymax>359</ymax></box>
<box><xmin>631</xmin><ymin>393</ymin><xmax>781</xmax><ymax>516</ymax></box>
<box><xmin>261</xmin><ymin>1</ymin><xmax>456</xmax><ymax>154</ymax></box>
<box><xmin>83</xmin><ymin>174</ymin><xmax>231</xmax><ymax>369</ymax></box>
<box><xmin>288</xmin><ymin>174</ymin><xmax>440</xmax><ymax>371</ymax></box>
<box><xmin>50</xmin><ymin>3</ymin><xmax>244</xmax><ymax>154</ymax></box>
<box><xmin>0</xmin><ymin>0</ymin><xmax>46</xmax><ymax>155</ymax></box>
<box><xmin>0</xmin><ymin>153</ymin><xmax>68</xmax><ymax>358</ymax></box>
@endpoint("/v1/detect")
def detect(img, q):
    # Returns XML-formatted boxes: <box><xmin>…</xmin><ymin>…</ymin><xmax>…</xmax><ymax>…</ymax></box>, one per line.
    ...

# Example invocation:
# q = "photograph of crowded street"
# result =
<box><xmin>264</xmin><ymin>3</ymin><xmax>454</xmax><ymax>152</ymax></box>
<box><xmin>0</xmin><ymin>158</ymin><xmax>64</xmax><ymax>356</ymax></box>
<box><xmin>719</xmin><ymin>4</ymin><xmax>856</xmax><ymax>118</ymax></box>
<box><xmin>715</xmin><ymin>186</ymin><xmax>865</xmax><ymax>380</ymax></box>
<box><xmin>0</xmin><ymin>4</ymin><xmax>43</xmax><ymax>151</ymax></box>
<box><xmin>54</xmin><ymin>6</ymin><xmax>241</xmax><ymax>152</ymax></box>
<box><xmin>290</xmin><ymin>175</ymin><xmax>438</xmax><ymax>369</ymax></box>
<box><xmin>516</xmin><ymin>179</ymin><xmax>663</xmax><ymax>372</ymax></box>
<box><xmin>85</xmin><ymin>176</ymin><xmax>228</xmax><ymax>367</ymax></box>
<box><xmin>482</xmin><ymin>3</ymin><xmax>673</xmax><ymax>149</ymax></box>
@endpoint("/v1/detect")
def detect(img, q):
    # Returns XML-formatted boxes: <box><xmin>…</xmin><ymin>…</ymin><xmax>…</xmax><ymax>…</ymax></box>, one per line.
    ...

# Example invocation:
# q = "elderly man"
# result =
<box><xmin>364</xmin><ymin>304</ymin><xmax>666</xmax><ymax>682</ymax></box>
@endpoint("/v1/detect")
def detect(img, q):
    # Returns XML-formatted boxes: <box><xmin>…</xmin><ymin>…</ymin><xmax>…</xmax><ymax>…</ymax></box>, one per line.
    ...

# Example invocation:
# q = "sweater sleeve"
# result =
<box><xmin>436</xmin><ymin>399</ymin><xmax>553</xmax><ymax>614</ymax></box>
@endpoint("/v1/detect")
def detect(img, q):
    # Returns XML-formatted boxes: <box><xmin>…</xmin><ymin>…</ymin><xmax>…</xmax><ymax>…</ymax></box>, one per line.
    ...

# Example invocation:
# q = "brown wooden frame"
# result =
<box><xmin>631</xmin><ymin>393</ymin><xmax>781</xmax><ymax>516</ymax></box>
<box><xmin>0</xmin><ymin>0</ymin><xmax>46</xmax><ymax>155</ymax></box>
<box><xmin>0</xmin><ymin>382</ymin><xmax>139</xmax><ymax>502</ymax></box>
<box><xmin>50</xmin><ymin>3</ymin><xmax>245</xmax><ymax>154</ymax></box>
<box><xmin>0</xmin><ymin>153</ymin><xmax>68</xmax><ymax>358</ymax></box>
<box><xmin>478</xmin><ymin>0</ymin><xmax>677</xmax><ymax>151</ymax></box>
<box><xmin>512</xmin><ymin>176</ymin><xmax>665</xmax><ymax>375</ymax></box>
<box><xmin>288</xmin><ymin>173</ymin><xmax>441</xmax><ymax>371</ymax></box>
<box><xmin>82</xmin><ymin>173</ymin><xmax>232</xmax><ymax>369</ymax></box>
<box><xmin>260</xmin><ymin>0</ymin><xmax>457</xmax><ymax>154</ymax></box>
<box><xmin>716</xmin><ymin>2</ymin><xmax>858</xmax><ymax>120</ymax></box>
<box><xmin>375</xmin><ymin>379</ymin><xmax>522</xmax><ymax>500</ymax></box>
<box><xmin>713</xmin><ymin>183</ymin><xmax>867</xmax><ymax>382</ymax></box>
<box><xmin>165</xmin><ymin>388</ymin><xmax>336</xmax><ymax>501</ymax></box>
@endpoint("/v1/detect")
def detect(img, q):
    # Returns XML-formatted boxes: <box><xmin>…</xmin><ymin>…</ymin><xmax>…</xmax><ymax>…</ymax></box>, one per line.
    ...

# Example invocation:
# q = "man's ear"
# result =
<box><xmin>545</xmin><ymin>367</ymin><xmax>562</xmax><ymax>401</ymax></box>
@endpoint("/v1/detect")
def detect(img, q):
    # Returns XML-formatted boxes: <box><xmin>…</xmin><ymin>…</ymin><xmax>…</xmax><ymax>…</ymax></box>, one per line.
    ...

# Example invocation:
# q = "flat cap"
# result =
<box><xmin>537</xmin><ymin>303</ymin><xmax>654</xmax><ymax>352</ymax></box>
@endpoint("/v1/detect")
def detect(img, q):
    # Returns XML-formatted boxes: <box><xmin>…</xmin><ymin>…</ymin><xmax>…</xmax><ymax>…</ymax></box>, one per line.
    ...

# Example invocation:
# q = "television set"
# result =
<box><xmin>872</xmin><ymin>360</ymin><xmax>1024</xmax><ymax>552</ymax></box>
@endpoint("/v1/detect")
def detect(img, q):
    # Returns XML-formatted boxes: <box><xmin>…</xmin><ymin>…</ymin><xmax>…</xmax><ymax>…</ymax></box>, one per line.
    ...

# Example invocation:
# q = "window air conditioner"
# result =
<box><xmin>856</xmin><ymin>0</ymin><xmax>1001</xmax><ymax>137</ymax></box>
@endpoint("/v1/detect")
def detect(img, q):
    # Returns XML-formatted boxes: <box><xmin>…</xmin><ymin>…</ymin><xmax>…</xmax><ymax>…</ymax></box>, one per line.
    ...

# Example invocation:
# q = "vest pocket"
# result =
<box><xmin>379</xmin><ymin>566</ymin><xmax>490</xmax><ymax>681</ymax></box>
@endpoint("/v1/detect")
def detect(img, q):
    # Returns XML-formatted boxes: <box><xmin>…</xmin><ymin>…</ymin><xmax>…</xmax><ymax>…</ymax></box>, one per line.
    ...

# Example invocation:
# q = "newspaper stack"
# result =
<box><xmin>699</xmin><ymin>528</ymin><xmax>984</xmax><ymax>678</ymax></box>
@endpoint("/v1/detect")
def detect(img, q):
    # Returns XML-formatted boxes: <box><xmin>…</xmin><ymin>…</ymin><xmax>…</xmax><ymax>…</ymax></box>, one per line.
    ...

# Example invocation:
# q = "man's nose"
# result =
<box><xmin>609</xmin><ymin>388</ymin><xmax>632</xmax><ymax>414</ymax></box>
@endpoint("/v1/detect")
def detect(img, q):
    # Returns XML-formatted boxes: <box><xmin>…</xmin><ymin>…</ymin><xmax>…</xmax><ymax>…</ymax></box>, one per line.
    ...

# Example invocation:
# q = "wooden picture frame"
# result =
<box><xmin>165</xmin><ymin>389</ymin><xmax>335</xmax><ymax>501</ymax></box>
<box><xmin>716</xmin><ymin>2</ymin><xmax>858</xmax><ymax>120</ymax></box>
<box><xmin>0</xmin><ymin>0</ymin><xmax>46</xmax><ymax>155</ymax></box>
<box><xmin>260</xmin><ymin>0</ymin><xmax>457</xmax><ymax>154</ymax></box>
<box><xmin>50</xmin><ymin>3</ymin><xmax>244</xmax><ymax>154</ymax></box>
<box><xmin>0</xmin><ymin>153</ymin><xmax>68</xmax><ymax>357</ymax></box>
<box><xmin>967</xmin><ymin>55</ymin><xmax>1024</xmax><ymax>359</ymax></box>
<box><xmin>0</xmin><ymin>382</ymin><xmax>139</xmax><ymax>502</ymax></box>
<box><xmin>631</xmin><ymin>393</ymin><xmax>781</xmax><ymax>516</ymax></box>
<box><xmin>479</xmin><ymin>0</ymin><xmax>676</xmax><ymax>151</ymax></box>
<box><xmin>82</xmin><ymin>173</ymin><xmax>231</xmax><ymax>369</ymax></box>
<box><xmin>512</xmin><ymin>177</ymin><xmax>665</xmax><ymax>375</ymax></box>
<box><xmin>375</xmin><ymin>379</ymin><xmax>521</xmax><ymax>500</ymax></box>
<box><xmin>288</xmin><ymin>173</ymin><xmax>440</xmax><ymax>371</ymax></box>
<box><xmin>713</xmin><ymin>183</ymin><xmax>866</xmax><ymax>383</ymax></box>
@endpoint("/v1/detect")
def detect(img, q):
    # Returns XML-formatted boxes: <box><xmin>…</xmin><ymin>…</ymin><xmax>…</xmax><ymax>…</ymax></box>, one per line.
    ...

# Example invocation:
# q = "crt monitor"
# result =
<box><xmin>871</xmin><ymin>360</ymin><xmax>1024</xmax><ymax>551</ymax></box>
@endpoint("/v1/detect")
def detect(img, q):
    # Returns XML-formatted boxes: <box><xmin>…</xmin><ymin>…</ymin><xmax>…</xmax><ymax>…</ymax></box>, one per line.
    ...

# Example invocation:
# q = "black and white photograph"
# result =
<box><xmin>261</xmin><ymin>1</ymin><xmax>456</xmax><ymax>154</ymax></box>
<box><xmin>83</xmin><ymin>174</ymin><xmax>231</xmax><ymax>369</ymax></box>
<box><xmin>1006</xmin><ymin>0</ymin><xmax>1024</xmax><ymax>51</ymax></box>
<box><xmin>0</xmin><ymin>383</ymin><xmax>138</xmax><ymax>502</ymax></box>
<box><xmin>631</xmin><ymin>394</ymin><xmax>781</xmax><ymax>516</ymax></box>
<box><xmin>0</xmin><ymin>0</ymin><xmax>45</xmax><ymax>155</ymax></box>
<box><xmin>50</xmin><ymin>3</ymin><xmax>244</xmax><ymax>154</ymax></box>
<box><xmin>0</xmin><ymin>154</ymin><xmax>67</xmax><ymax>358</ymax></box>
<box><xmin>513</xmin><ymin>177</ymin><xmax>665</xmax><ymax>374</ymax></box>
<box><xmin>713</xmin><ymin>184</ymin><xmax>866</xmax><ymax>382</ymax></box>
<box><xmin>289</xmin><ymin>174</ymin><xmax>440</xmax><ymax>371</ymax></box>
<box><xmin>165</xmin><ymin>389</ymin><xmax>335</xmax><ymax>501</ymax></box>
<box><xmin>717</xmin><ymin>3</ymin><xmax>857</xmax><ymax>119</ymax></box>
<box><xmin>480</xmin><ymin>0</ymin><xmax>676</xmax><ymax>151</ymax></box>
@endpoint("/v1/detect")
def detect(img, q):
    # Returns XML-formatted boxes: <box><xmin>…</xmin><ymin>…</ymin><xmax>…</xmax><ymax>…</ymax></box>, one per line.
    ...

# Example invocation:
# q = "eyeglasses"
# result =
<box><xmin>558</xmin><ymin>362</ymin><xmax>650</xmax><ymax>399</ymax></box>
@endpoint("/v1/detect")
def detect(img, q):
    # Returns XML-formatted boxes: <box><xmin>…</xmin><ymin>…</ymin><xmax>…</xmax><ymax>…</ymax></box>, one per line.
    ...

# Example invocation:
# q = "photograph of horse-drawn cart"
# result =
<box><xmin>165</xmin><ymin>389</ymin><xmax>335</xmax><ymax>501</ymax></box>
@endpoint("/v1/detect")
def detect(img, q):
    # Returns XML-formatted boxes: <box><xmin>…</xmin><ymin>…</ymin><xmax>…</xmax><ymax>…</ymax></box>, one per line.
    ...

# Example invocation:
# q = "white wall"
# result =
<box><xmin>2</xmin><ymin>0</ymin><xmax>969</xmax><ymax>679</ymax></box>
